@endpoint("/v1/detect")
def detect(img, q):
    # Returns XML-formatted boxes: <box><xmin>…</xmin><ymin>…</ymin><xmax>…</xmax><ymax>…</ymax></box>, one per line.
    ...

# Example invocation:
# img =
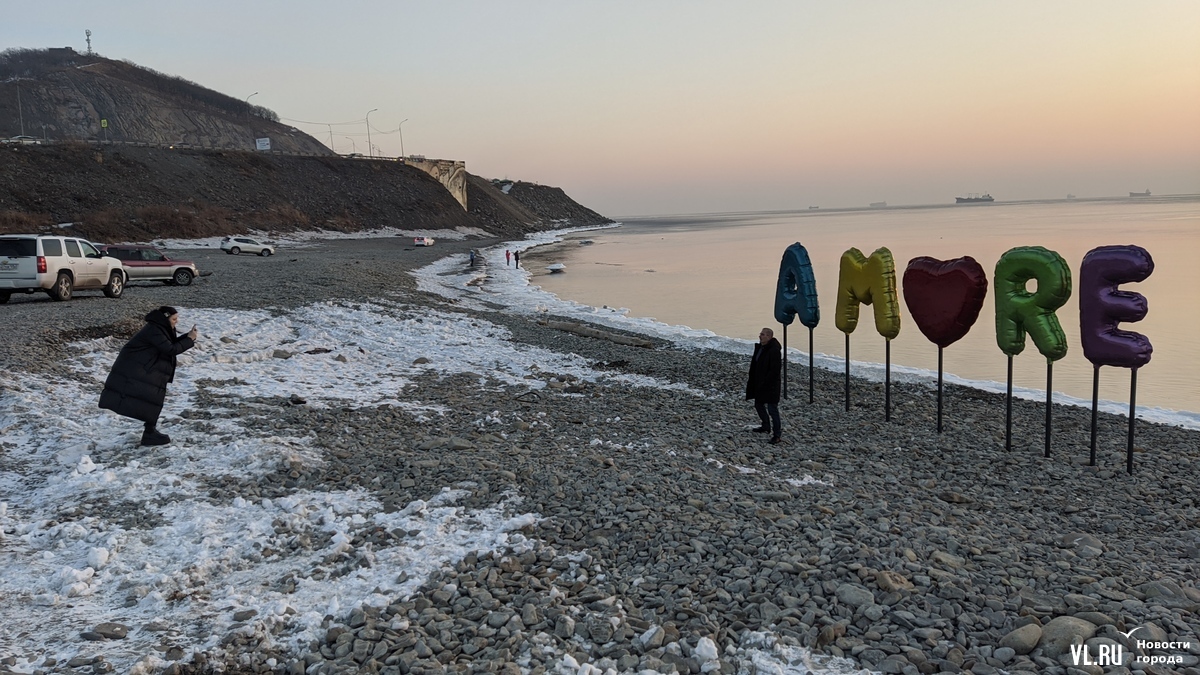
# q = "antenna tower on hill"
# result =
<box><xmin>86</xmin><ymin>30</ymin><xmax>92</xmax><ymax>55</ymax></box>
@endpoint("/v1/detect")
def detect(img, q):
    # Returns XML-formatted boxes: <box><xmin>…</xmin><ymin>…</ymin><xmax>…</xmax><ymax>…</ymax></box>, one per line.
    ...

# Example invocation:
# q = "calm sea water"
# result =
<box><xmin>530</xmin><ymin>197</ymin><xmax>1200</xmax><ymax>416</ymax></box>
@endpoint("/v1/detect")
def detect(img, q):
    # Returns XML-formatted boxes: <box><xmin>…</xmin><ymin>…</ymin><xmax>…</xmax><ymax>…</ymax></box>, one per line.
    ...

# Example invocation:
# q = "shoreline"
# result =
<box><xmin>1</xmin><ymin>230</ymin><xmax>1198</xmax><ymax>674</ymax></box>
<box><xmin>477</xmin><ymin>226</ymin><xmax>1200</xmax><ymax>432</ymax></box>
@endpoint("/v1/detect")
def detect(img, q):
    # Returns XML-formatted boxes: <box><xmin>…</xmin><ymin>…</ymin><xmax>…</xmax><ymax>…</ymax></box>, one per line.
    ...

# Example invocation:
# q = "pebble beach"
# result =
<box><xmin>1</xmin><ymin>229</ymin><xmax>1199</xmax><ymax>675</ymax></box>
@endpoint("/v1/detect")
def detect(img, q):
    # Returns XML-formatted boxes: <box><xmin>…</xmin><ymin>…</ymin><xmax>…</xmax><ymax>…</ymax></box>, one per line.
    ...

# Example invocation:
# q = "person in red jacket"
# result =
<box><xmin>745</xmin><ymin>327</ymin><xmax>782</xmax><ymax>444</ymax></box>
<box><xmin>99</xmin><ymin>306</ymin><xmax>197</xmax><ymax>446</ymax></box>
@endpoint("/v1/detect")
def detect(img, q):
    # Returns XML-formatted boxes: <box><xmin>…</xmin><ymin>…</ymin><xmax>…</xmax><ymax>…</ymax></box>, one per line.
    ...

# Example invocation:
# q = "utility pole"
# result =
<box><xmin>398</xmin><ymin>118</ymin><xmax>408</xmax><ymax>159</ymax></box>
<box><xmin>17</xmin><ymin>85</ymin><xmax>24</xmax><ymax>136</ymax></box>
<box><xmin>327</xmin><ymin>124</ymin><xmax>334</xmax><ymax>151</ymax></box>
<box><xmin>365</xmin><ymin>108</ymin><xmax>378</xmax><ymax>158</ymax></box>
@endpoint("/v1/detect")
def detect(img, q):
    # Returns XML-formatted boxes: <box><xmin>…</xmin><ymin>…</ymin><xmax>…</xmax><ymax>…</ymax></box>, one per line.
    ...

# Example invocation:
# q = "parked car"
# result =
<box><xmin>220</xmin><ymin>236</ymin><xmax>275</xmax><ymax>256</ymax></box>
<box><xmin>2</xmin><ymin>135</ymin><xmax>40</xmax><ymax>145</ymax></box>
<box><xmin>0</xmin><ymin>234</ymin><xmax>126</xmax><ymax>302</ymax></box>
<box><xmin>99</xmin><ymin>244</ymin><xmax>200</xmax><ymax>286</ymax></box>
<box><xmin>413</xmin><ymin>237</ymin><xmax>435</xmax><ymax>246</ymax></box>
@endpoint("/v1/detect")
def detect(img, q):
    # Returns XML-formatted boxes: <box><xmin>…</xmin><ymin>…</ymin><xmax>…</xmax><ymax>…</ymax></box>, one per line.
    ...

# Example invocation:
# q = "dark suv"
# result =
<box><xmin>100</xmin><ymin>245</ymin><xmax>200</xmax><ymax>286</ymax></box>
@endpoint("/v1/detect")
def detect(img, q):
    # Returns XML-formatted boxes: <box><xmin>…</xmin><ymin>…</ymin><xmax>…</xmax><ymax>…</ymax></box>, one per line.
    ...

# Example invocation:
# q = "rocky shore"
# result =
<box><xmin>1</xmin><ymin>232</ymin><xmax>1198</xmax><ymax>675</ymax></box>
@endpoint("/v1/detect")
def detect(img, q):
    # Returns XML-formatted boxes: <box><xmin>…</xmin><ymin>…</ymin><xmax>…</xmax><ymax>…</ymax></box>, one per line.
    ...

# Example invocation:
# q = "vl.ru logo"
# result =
<box><xmin>1069</xmin><ymin>627</ymin><xmax>1142</xmax><ymax>668</ymax></box>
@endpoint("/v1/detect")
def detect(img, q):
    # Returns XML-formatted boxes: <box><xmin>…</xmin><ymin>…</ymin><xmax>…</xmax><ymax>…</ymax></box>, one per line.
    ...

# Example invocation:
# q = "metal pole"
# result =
<box><xmin>844</xmin><ymin>333</ymin><xmax>850</xmax><ymax>412</ymax></box>
<box><xmin>1006</xmin><ymin>355</ymin><xmax>1013</xmax><ymax>452</ymax></box>
<box><xmin>245</xmin><ymin>92</ymin><xmax>258</xmax><ymax>149</ymax></box>
<box><xmin>399</xmin><ymin>118</ymin><xmax>408</xmax><ymax>158</ymax></box>
<box><xmin>365</xmin><ymin>108</ymin><xmax>378</xmax><ymax>157</ymax></box>
<box><xmin>885</xmin><ymin>339</ymin><xmax>891</xmax><ymax>422</ymax></box>
<box><xmin>782</xmin><ymin>325</ymin><xmax>788</xmax><ymax>400</ymax></box>
<box><xmin>1045</xmin><ymin>361</ymin><xmax>1053</xmax><ymax>458</ymax></box>
<box><xmin>808</xmin><ymin>327</ymin><xmax>814</xmax><ymax>404</ymax></box>
<box><xmin>345</xmin><ymin>137</ymin><xmax>356</xmax><ymax>154</ymax></box>
<box><xmin>1089</xmin><ymin>365</ymin><xmax>1100</xmax><ymax>466</ymax></box>
<box><xmin>937</xmin><ymin>347</ymin><xmax>944</xmax><ymax>434</ymax></box>
<box><xmin>17</xmin><ymin>85</ymin><xmax>25</xmax><ymax>136</ymax></box>
<box><xmin>1127</xmin><ymin>368</ymin><xmax>1138</xmax><ymax>474</ymax></box>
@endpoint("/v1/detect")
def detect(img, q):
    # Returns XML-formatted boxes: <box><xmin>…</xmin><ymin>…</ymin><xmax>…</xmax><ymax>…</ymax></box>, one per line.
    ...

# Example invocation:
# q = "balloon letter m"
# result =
<box><xmin>835</xmin><ymin>247</ymin><xmax>901</xmax><ymax>339</ymax></box>
<box><xmin>774</xmin><ymin>243</ymin><xmax>820</xmax><ymax>328</ymax></box>
<box><xmin>994</xmin><ymin>246</ymin><xmax>1072</xmax><ymax>360</ymax></box>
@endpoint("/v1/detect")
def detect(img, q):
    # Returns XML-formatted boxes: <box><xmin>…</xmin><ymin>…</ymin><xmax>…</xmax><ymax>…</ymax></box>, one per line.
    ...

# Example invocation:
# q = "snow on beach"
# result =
<box><xmin>142</xmin><ymin>225</ymin><xmax>495</xmax><ymax>250</ymax></box>
<box><xmin>0</xmin><ymin>295</ymin><xmax>707</xmax><ymax>672</ymax></box>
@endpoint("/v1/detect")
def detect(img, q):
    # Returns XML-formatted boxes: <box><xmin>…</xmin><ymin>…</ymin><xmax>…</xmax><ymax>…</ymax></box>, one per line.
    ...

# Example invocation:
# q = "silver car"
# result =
<box><xmin>220</xmin><ymin>236</ymin><xmax>275</xmax><ymax>256</ymax></box>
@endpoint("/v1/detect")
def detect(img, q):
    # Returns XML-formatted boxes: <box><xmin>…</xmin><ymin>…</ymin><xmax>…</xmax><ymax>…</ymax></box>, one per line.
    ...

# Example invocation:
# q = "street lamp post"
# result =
<box><xmin>365</xmin><ymin>108</ymin><xmax>378</xmax><ymax>158</ymax></box>
<box><xmin>245</xmin><ymin>92</ymin><xmax>259</xmax><ymax>149</ymax></box>
<box><xmin>344</xmin><ymin>137</ymin><xmax>357</xmax><ymax>154</ymax></box>
<box><xmin>398</xmin><ymin>119</ymin><xmax>408</xmax><ymax>159</ymax></box>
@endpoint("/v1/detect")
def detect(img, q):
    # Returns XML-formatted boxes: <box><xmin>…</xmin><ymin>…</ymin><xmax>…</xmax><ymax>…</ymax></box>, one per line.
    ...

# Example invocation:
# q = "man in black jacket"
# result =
<box><xmin>99</xmin><ymin>306</ymin><xmax>197</xmax><ymax>446</ymax></box>
<box><xmin>746</xmin><ymin>327</ymin><xmax>783</xmax><ymax>444</ymax></box>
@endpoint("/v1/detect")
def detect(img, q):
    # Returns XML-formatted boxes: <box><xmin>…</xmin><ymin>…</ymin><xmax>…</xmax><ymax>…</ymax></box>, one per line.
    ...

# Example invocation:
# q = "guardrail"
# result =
<box><xmin>7</xmin><ymin>138</ymin><xmax>455</xmax><ymax>163</ymax></box>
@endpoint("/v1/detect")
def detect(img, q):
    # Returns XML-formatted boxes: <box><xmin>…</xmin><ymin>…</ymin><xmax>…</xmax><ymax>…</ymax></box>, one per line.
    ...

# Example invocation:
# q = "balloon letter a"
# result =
<box><xmin>835</xmin><ymin>247</ymin><xmax>901</xmax><ymax>339</ymax></box>
<box><xmin>775</xmin><ymin>243</ymin><xmax>820</xmax><ymax>328</ymax></box>
<box><xmin>1080</xmin><ymin>245</ymin><xmax>1153</xmax><ymax>368</ymax></box>
<box><xmin>994</xmin><ymin>246</ymin><xmax>1071</xmax><ymax>360</ymax></box>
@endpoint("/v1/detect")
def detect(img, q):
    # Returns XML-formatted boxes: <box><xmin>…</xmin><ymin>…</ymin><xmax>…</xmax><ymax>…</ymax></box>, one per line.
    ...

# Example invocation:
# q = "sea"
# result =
<box><xmin>528</xmin><ymin>196</ymin><xmax>1200</xmax><ymax>423</ymax></box>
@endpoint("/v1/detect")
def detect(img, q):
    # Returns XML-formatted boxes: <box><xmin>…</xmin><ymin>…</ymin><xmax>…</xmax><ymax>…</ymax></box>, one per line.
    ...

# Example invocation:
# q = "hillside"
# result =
<box><xmin>0</xmin><ymin>144</ymin><xmax>610</xmax><ymax>242</ymax></box>
<box><xmin>0</xmin><ymin>47</ymin><xmax>328</xmax><ymax>153</ymax></box>
<box><xmin>0</xmin><ymin>48</ymin><xmax>611</xmax><ymax>242</ymax></box>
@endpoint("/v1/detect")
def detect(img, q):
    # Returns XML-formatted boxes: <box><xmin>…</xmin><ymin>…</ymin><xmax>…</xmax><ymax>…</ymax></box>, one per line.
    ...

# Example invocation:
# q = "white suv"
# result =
<box><xmin>220</xmin><ymin>236</ymin><xmax>275</xmax><ymax>256</ymax></box>
<box><xmin>0</xmin><ymin>235</ymin><xmax>127</xmax><ymax>303</ymax></box>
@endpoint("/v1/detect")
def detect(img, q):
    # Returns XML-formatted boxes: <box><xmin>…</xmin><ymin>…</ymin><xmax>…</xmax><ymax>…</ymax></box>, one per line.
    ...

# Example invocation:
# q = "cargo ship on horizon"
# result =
<box><xmin>955</xmin><ymin>193</ymin><xmax>994</xmax><ymax>204</ymax></box>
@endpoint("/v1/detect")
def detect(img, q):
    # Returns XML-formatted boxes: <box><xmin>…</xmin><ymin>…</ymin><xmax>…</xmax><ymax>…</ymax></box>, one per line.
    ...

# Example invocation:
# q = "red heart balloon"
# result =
<box><xmin>902</xmin><ymin>256</ymin><xmax>989</xmax><ymax>348</ymax></box>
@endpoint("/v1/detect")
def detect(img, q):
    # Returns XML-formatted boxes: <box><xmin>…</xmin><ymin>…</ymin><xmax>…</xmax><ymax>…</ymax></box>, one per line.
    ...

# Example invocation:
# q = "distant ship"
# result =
<box><xmin>808</xmin><ymin>206</ymin><xmax>819</xmax><ymax>210</ymax></box>
<box><xmin>1130</xmin><ymin>189</ymin><xmax>1151</xmax><ymax>197</ymax></box>
<box><xmin>955</xmin><ymin>193</ymin><xmax>994</xmax><ymax>203</ymax></box>
<box><xmin>870</xmin><ymin>201</ymin><xmax>887</xmax><ymax>208</ymax></box>
<box><xmin>1066</xmin><ymin>194</ymin><xmax>1076</xmax><ymax>199</ymax></box>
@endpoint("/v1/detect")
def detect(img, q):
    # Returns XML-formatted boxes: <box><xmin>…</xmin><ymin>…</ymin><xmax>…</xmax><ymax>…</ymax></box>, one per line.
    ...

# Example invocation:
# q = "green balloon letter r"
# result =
<box><xmin>994</xmin><ymin>246</ymin><xmax>1072</xmax><ymax>361</ymax></box>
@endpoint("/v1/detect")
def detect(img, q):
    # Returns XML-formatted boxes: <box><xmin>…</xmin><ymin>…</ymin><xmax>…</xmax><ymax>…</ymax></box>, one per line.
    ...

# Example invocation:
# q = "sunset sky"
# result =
<box><xmin>6</xmin><ymin>1</ymin><xmax>1199</xmax><ymax>216</ymax></box>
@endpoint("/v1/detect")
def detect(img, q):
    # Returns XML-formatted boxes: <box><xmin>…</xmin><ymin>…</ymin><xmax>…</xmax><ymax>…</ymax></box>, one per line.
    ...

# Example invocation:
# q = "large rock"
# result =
<box><xmin>1000</xmin><ymin>623</ymin><xmax>1043</xmax><ymax>655</ymax></box>
<box><xmin>836</xmin><ymin>583</ymin><xmax>876</xmax><ymax>608</ymax></box>
<box><xmin>1039</xmin><ymin>616</ymin><xmax>1098</xmax><ymax>659</ymax></box>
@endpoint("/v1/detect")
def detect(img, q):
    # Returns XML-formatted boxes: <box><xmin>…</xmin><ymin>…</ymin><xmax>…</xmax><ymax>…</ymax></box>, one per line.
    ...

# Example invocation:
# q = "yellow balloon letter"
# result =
<box><xmin>835</xmin><ymin>247</ymin><xmax>902</xmax><ymax>339</ymax></box>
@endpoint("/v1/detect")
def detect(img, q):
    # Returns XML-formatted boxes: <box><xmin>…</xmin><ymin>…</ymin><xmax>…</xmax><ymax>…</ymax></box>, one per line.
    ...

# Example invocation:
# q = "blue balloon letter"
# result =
<box><xmin>775</xmin><ymin>243</ymin><xmax>820</xmax><ymax>328</ymax></box>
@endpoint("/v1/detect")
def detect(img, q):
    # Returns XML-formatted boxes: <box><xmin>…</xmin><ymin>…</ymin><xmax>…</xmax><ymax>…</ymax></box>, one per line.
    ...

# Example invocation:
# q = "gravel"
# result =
<box><xmin>3</xmin><ymin>234</ymin><xmax>1199</xmax><ymax>675</ymax></box>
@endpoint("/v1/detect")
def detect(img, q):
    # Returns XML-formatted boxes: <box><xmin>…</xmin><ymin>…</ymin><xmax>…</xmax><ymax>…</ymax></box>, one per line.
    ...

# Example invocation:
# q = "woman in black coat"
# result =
<box><xmin>99</xmin><ymin>306</ymin><xmax>197</xmax><ymax>446</ymax></box>
<box><xmin>746</xmin><ymin>327</ymin><xmax>783</xmax><ymax>443</ymax></box>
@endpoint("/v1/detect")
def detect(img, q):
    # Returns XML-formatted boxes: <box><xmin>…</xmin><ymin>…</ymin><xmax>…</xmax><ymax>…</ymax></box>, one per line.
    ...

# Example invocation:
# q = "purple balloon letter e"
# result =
<box><xmin>1079</xmin><ymin>245</ymin><xmax>1154</xmax><ymax>368</ymax></box>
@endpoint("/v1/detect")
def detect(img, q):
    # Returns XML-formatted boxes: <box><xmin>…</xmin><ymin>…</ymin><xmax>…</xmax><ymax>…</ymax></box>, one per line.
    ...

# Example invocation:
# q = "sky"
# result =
<box><xmin>4</xmin><ymin>1</ymin><xmax>1199</xmax><ymax>216</ymax></box>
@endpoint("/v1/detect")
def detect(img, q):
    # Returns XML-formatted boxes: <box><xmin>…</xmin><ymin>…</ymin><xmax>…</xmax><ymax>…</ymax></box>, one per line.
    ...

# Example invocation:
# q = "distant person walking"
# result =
<box><xmin>514</xmin><ymin>250</ymin><xmax>520</xmax><ymax>268</ymax></box>
<box><xmin>505</xmin><ymin>249</ymin><xmax>512</xmax><ymax>266</ymax></box>
<box><xmin>99</xmin><ymin>306</ymin><xmax>197</xmax><ymax>446</ymax></box>
<box><xmin>746</xmin><ymin>327</ymin><xmax>782</xmax><ymax>444</ymax></box>
<box><xmin>469</xmin><ymin>250</ymin><xmax>476</xmax><ymax>266</ymax></box>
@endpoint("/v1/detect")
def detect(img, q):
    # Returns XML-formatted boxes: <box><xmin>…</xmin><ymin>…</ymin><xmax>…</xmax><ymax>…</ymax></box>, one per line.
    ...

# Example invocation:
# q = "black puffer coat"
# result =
<box><xmin>99</xmin><ymin>310</ymin><xmax>195</xmax><ymax>423</ymax></box>
<box><xmin>745</xmin><ymin>337</ymin><xmax>782</xmax><ymax>404</ymax></box>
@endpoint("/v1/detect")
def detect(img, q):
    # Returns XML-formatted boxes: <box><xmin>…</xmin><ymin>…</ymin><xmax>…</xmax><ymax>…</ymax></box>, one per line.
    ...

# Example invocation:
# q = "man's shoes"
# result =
<box><xmin>768</xmin><ymin>436</ymin><xmax>782</xmax><ymax>445</ymax></box>
<box><xmin>141</xmin><ymin>428</ymin><xmax>171</xmax><ymax>446</ymax></box>
<box><xmin>751</xmin><ymin>426</ymin><xmax>770</xmax><ymax>433</ymax></box>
